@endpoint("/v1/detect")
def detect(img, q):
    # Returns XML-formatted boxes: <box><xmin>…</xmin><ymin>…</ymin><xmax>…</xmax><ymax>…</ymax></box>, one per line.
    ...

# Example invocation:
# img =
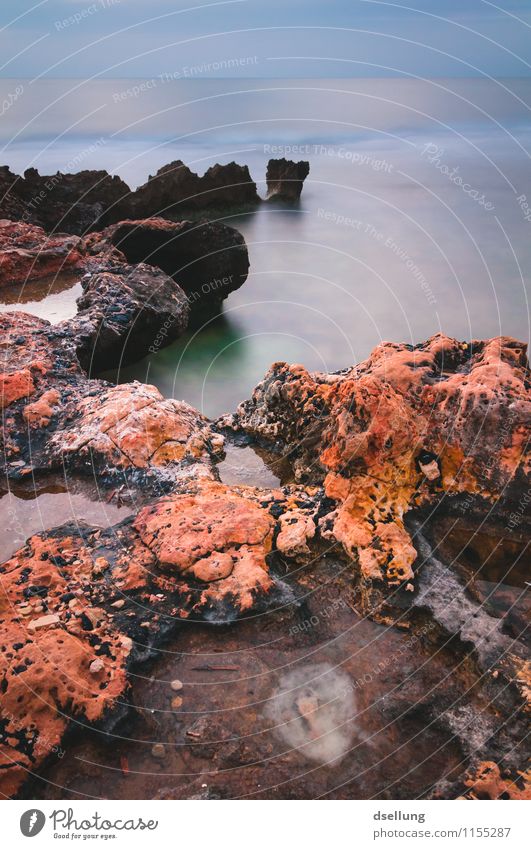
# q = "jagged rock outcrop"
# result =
<box><xmin>15</xmin><ymin>167</ymin><xmax>130</xmax><ymax>234</ymax></box>
<box><xmin>224</xmin><ymin>334</ymin><xmax>530</xmax><ymax>589</ymax></box>
<box><xmin>266</xmin><ymin>158</ymin><xmax>310</xmax><ymax>202</ymax></box>
<box><xmin>121</xmin><ymin>160</ymin><xmax>259</xmax><ymax>219</ymax></box>
<box><xmin>0</xmin><ymin>167</ymin><xmax>29</xmax><ymax>221</ymax></box>
<box><xmin>0</xmin><ymin>158</ymin><xmax>309</xmax><ymax>236</ymax></box>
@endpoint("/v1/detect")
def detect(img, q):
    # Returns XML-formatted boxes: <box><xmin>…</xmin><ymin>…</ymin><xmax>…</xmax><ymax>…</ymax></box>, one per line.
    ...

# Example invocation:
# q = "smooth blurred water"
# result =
<box><xmin>2</xmin><ymin>78</ymin><xmax>530</xmax><ymax>416</ymax></box>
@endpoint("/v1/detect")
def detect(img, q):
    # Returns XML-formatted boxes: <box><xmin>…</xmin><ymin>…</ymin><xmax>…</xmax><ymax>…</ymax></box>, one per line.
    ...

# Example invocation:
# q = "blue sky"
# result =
<box><xmin>1</xmin><ymin>0</ymin><xmax>531</xmax><ymax>79</ymax></box>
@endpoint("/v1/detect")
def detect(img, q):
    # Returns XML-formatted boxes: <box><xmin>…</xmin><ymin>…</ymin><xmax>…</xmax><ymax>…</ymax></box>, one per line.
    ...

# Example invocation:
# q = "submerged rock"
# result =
<box><xmin>266</xmin><ymin>158</ymin><xmax>310</xmax><ymax>202</ymax></box>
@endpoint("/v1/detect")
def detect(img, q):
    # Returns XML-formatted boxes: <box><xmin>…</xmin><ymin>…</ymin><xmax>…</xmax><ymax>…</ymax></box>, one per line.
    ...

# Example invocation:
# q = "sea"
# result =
<box><xmin>1</xmin><ymin>76</ymin><xmax>530</xmax><ymax>417</ymax></box>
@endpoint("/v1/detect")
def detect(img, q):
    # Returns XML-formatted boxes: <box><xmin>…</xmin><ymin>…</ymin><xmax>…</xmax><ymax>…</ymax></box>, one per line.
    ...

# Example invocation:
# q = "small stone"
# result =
<box><xmin>92</xmin><ymin>556</ymin><xmax>109</xmax><ymax>577</ymax></box>
<box><xmin>171</xmin><ymin>696</ymin><xmax>183</xmax><ymax>709</ymax></box>
<box><xmin>111</xmin><ymin>599</ymin><xmax>125</xmax><ymax>609</ymax></box>
<box><xmin>170</xmin><ymin>679</ymin><xmax>183</xmax><ymax>692</ymax></box>
<box><xmin>151</xmin><ymin>743</ymin><xmax>165</xmax><ymax>759</ymax></box>
<box><xmin>28</xmin><ymin>614</ymin><xmax>60</xmax><ymax>631</ymax></box>
<box><xmin>89</xmin><ymin>658</ymin><xmax>104</xmax><ymax>675</ymax></box>
<box><xmin>419</xmin><ymin>459</ymin><xmax>440</xmax><ymax>481</ymax></box>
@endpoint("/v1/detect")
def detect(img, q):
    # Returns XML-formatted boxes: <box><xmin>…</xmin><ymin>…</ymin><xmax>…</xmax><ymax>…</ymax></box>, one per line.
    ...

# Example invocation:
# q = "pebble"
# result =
<box><xmin>171</xmin><ymin>696</ymin><xmax>183</xmax><ymax>709</ymax></box>
<box><xmin>170</xmin><ymin>679</ymin><xmax>183</xmax><ymax>691</ymax></box>
<box><xmin>151</xmin><ymin>743</ymin><xmax>165</xmax><ymax>759</ymax></box>
<box><xmin>89</xmin><ymin>658</ymin><xmax>104</xmax><ymax>675</ymax></box>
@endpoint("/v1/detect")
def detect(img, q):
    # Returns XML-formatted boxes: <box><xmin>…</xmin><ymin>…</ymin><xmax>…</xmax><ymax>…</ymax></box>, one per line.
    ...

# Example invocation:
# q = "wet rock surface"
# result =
<box><xmin>0</xmin><ymin>322</ymin><xmax>529</xmax><ymax>799</ymax></box>
<box><xmin>225</xmin><ymin>334</ymin><xmax>530</xmax><ymax>592</ymax></box>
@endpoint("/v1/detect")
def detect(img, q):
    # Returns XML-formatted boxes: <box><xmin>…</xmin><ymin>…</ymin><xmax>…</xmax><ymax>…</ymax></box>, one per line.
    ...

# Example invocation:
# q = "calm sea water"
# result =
<box><xmin>1</xmin><ymin>78</ymin><xmax>530</xmax><ymax>417</ymax></box>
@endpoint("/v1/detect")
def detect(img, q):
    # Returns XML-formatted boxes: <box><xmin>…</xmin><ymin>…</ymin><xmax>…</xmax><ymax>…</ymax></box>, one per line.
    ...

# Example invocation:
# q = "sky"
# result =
<box><xmin>1</xmin><ymin>0</ymin><xmax>531</xmax><ymax>79</ymax></box>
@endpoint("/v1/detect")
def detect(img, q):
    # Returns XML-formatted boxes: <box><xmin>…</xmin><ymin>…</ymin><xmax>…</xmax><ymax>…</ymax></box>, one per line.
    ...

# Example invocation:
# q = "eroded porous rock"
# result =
<box><xmin>0</xmin><ymin>220</ymin><xmax>85</xmax><ymax>288</ymax></box>
<box><xmin>225</xmin><ymin>334</ymin><xmax>530</xmax><ymax>589</ymax></box>
<box><xmin>0</xmin><ymin>215</ymin><xmax>250</xmax><ymax>365</ymax></box>
<box><xmin>0</xmin><ymin>313</ymin><xmax>221</xmax><ymax>489</ymax></box>
<box><xmin>121</xmin><ymin>160</ymin><xmax>259</xmax><ymax>219</ymax></box>
<box><xmin>0</xmin><ymin>479</ymin><xmax>300</xmax><ymax>797</ymax></box>
<box><xmin>69</xmin><ymin>261</ymin><xmax>190</xmax><ymax>372</ymax></box>
<box><xmin>266</xmin><ymin>158</ymin><xmax>310</xmax><ymax>202</ymax></box>
<box><xmin>463</xmin><ymin>762</ymin><xmax>531</xmax><ymax>800</ymax></box>
<box><xmin>95</xmin><ymin>217</ymin><xmax>250</xmax><ymax>320</ymax></box>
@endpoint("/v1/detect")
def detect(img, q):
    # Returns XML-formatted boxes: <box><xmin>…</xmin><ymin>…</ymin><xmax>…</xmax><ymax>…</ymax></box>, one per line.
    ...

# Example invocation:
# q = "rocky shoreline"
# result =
<box><xmin>0</xmin><ymin>158</ymin><xmax>529</xmax><ymax>800</ymax></box>
<box><xmin>0</xmin><ymin>157</ymin><xmax>310</xmax><ymax>236</ymax></box>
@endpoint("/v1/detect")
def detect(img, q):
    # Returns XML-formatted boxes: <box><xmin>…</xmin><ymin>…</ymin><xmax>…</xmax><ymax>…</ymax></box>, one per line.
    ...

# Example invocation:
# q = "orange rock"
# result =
<box><xmin>464</xmin><ymin>761</ymin><xmax>531</xmax><ymax>800</ymax></box>
<box><xmin>0</xmin><ymin>219</ymin><xmax>84</xmax><ymax>287</ymax></box>
<box><xmin>231</xmin><ymin>333</ymin><xmax>530</xmax><ymax>587</ymax></box>
<box><xmin>23</xmin><ymin>388</ymin><xmax>61</xmax><ymax>427</ymax></box>
<box><xmin>51</xmin><ymin>382</ymin><xmax>220</xmax><ymax>472</ymax></box>
<box><xmin>0</xmin><ymin>369</ymin><xmax>35</xmax><ymax>409</ymax></box>
<box><xmin>134</xmin><ymin>480</ymin><xmax>275</xmax><ymax>609</ymax></box>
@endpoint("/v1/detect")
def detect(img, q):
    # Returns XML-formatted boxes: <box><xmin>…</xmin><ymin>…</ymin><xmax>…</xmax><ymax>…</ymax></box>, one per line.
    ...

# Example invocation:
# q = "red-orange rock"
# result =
<box><xmin>0</xmin><ymin>478</ymin><xmax>285</xmax><ymax>796</ymax></box>
<box><xmin>50</xmin><ymin>382</ymin><xmax>223</xmax><ymax>475</ymax></box>
<box><xmin>464</xmin><ymin>761</ymin><xmax>531</xmax><ymax>800</ymax></box>
<box><xmin>228</xmin><ymin>334</ymin><xmax>530</xmax><ymax>586</ymax></box>
<box><xmin>134</xmin><ymin>480</ymin><xmax>275</xmax><ymax>608</ymax></box>
<box><xmin>0</xmin><ymin>219</ymin><xmax>84</xmax><ymax>287</ymax></box>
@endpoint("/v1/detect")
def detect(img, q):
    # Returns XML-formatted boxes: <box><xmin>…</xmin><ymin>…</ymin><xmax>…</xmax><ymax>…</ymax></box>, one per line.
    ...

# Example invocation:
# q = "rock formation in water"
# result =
<box><xmin>266</xmin><ymin>158</ymin><xmax>311</xmax><ymax>202</ymax></box>
<box><xmin>225</xmin><ymin>334</ymin><xmax>529</xmax><ymax>592</ymax></box>
<box><xmin>121</xmin><ymin>160</ymin><xmax>260</xmax><ymax>219</ymax></box>
<box><xmin>94</xmin><ymin>217</ymin><xmax>250</xmax><ymax>322</ymax></box>
<box><xmin>0</xmin><ymin>216</ymin><xmax>249</xmax><ymax>369</ymax></box>
<box><xmin>0</xmin><ymin>300</ymin><xmax>529</xmax><ymax>799</ymax></box>
<box><xmin>0</xmin><ymin>158</ymin><xmax>309</xmax><ymax>235</ymax></box>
